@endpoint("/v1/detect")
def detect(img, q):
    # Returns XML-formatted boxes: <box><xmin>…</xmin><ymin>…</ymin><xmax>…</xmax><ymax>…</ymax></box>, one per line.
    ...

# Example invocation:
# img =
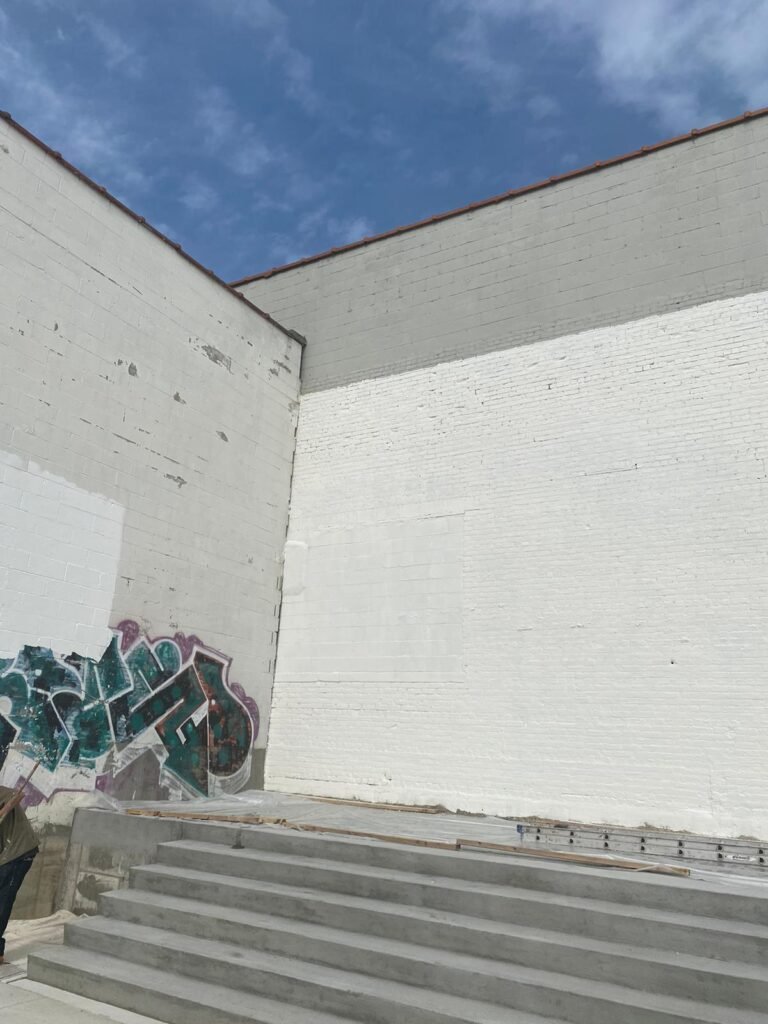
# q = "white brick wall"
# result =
<box><xmin>270</xmin><ymin>289</ymin><xmax>768</xmax><ymax>839</ymax></box>
<box><xmin>0</xmin><ymin>118</ymin><xmax>301</xmax><ymax>769</ymax></box>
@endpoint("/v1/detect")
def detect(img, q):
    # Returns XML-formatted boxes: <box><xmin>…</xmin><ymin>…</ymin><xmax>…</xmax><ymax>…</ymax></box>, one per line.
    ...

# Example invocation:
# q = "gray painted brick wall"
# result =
<box><xmin>239</xmin><ymin>116</ymin><xmax>768</xmax><ymax>391</ymax></box>
<box><xmin>0</xmin><ymin>116</ymin><xmax>301</xmax><ymax>790</ymax></box>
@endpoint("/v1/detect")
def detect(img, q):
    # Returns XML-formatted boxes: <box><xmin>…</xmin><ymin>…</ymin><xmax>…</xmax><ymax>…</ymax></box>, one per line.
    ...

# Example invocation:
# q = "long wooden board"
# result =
<box><xmin>304</xmin><ymin>795</ymin><xmax>444</xmax><ymax>814</ymax></box>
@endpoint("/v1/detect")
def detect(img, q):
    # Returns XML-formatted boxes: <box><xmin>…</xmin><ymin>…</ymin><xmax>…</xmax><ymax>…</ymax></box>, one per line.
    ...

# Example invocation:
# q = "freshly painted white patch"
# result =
<box><xmin>269</xmin><ymin>289</ymin><xmax>768</xmax><ymax>840</ymax></box>
<box><xmin>0</xmin><ymin>451</ymin><xmax>124</xmax><ymax>659</ymax></box>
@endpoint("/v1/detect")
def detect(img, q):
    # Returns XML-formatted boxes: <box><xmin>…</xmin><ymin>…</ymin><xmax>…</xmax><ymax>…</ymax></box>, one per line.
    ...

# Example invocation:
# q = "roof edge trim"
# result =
<box><xmin>0</xmin><ymin>111</ymin><xmax>301</xmax><ymax>345</ymax></box>
<box><xmin>231</xmin><ymin>106</ymin><xmax>768</xmax><ymax>287</ymax></box>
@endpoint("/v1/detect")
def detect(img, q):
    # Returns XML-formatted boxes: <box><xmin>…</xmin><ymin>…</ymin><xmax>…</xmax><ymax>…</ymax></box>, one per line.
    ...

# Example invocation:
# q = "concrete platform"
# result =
<box><xmin>56</xmin><ymin>790</ymin><xmax>768</xmax><ymax>922</ymax></box>
<box><xmin>118</xmin><ymin>790</ymin><xmax>768</xmax><ymax>880</ymax></box>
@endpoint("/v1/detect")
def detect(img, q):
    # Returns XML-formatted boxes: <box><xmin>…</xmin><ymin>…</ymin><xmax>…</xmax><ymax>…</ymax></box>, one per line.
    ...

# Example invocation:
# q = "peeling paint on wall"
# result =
<box><xmin>201</xmin><ymin>344</ymin><xmax>232</xmax><ymax>371</ymax></box>
<box><xmin>0</xmin><ymin>620</ymin><xmax>258</xmax><ymax>801</ymax></box>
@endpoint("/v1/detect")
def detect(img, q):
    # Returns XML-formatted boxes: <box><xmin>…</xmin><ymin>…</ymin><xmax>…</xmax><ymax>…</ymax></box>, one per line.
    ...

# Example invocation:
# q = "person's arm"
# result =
<box><xmin>0</xmin><ymin>787</ymin><xmax>24</xmax><ymax>824</ymax></box>
<box><xmin>0</xmin><ymin>763</ymin><xmax>40</xmax><ymax>823</ymax></box>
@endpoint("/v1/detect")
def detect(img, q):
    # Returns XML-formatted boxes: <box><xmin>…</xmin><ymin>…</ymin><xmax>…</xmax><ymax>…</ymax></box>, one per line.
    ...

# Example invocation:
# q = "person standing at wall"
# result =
<box><xmin>0</xmin><ymin>785</ymin><xmax>38</xmax><ymax>965</ymax></box>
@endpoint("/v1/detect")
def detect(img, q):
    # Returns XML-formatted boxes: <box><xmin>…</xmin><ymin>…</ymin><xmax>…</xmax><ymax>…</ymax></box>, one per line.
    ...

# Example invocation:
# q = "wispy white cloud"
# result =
<box><xmin>197</xmin><ymin>84</ymin><xmax>280</xmax><ymax>178</ymax></box>
<box><xmin>79</xmin><ymin>16</ymin><xmax>145</xmax><ymax>78</ymax></box>
<box><xmin>213</xmin><ymin>0</ymin><xmax>320</xmax><ymax>113</ymax></box>
<box><xmin>282</xmin><ymin>46</ymin><xmax>317</xmax><ymax>114</ymax></box>
<box><xmin>441</xmin><ymin>0</ymin><xmax>768</xmax><ymax>130</ymax></box>
<box><xmin>331</xmin><ymin>215</ymin><xmax>373</xmax><ymax>245</ymax></box>
<box><xmin>231</xmin><ymin>138</ymin><xmax>275</xmax><ymax>177</ymax></box>
<box><xmin>367</xmin><ymin>116</ymin><xmax>414</xmax><ymax>168</ymax></box>
<box><xmin>531</xmin><ymin>0</ymin><xmax>768</xmax><ymax>130</ymax></box>
<box><xmin>370</xmin><ymin>117</ymin><xmax>397</xmax><ymax>147</ymax></box>
<box><xmin>527</xmin><ymin>94</ymin><xmax>559</xmax><ymax>120</ymax></box>
<box><xmin>437</xmin><ymin>1</ymin><xmax>521</xmax><ymax>111</ymax></box>
<box><xmin>153</xmin><ymin>221</ymin><xmax>177</xmax><ymax>239</ymax></box>
<box><xmin>191</xmin><ymin>79</ymin><xmax>363</xmax><ymax>266</ymax></box>
<box><xmin>197</xmin><ymin>85</ymin><xmax>240</xmax><ymax>148</ymax></box>
<box><xmin>180</xmin><ymin>176</ymin><xmax>220</xmax><ymax>212</ymax></box>
<box><xmin>0</xmin><ymin>11</ymin><xmax>150</xmax><ymax>194</ymax></box>
<box><xmin>267</xmin><ymin>205</ymin><xmax>373</xmax><ymax>266</ymax></box>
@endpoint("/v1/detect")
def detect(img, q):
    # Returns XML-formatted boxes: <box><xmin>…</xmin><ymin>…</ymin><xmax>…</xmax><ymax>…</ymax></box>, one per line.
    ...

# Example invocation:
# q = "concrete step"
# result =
<box><xmin>57</xmin><ymin>917</ymin><xmax>563</xmax><ymax>1024</ymax></box>
<box><xmin>62</xmin><ymin>916</ymin><xmax>768</xmax><ymax>1024</ymax></box>
<box><xmin>26</xmin><ymin>944</ymin><xmax>361</xmax><ymax>1024</ymax></box>
<box><xmin>140</xmin><ymin>846</ymin><xmax>768</xmax><ymax>962</ymax></box>
<box><xmin>102</xmin><ymin>886</ymin><xmax>768</xmax><ymax>1012</ymax></box>
<box><xmin>181</xmin><ymin>820</ymin><xmax>768</xmax><ymax>923</ymax></box>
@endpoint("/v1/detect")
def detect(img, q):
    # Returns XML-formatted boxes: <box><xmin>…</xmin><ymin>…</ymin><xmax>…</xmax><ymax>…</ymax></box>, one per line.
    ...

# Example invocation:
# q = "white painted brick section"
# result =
<box><xmin>270</xmin><ymin>290</ymin><xmax>768</xmax><ymax>839</ymax></box>
<box><xmin>0</xmin><ymin>118</ymin><xmax>301</xmax><ymax>744</ymax></box>
<box><xmin>0</xmin><ymin>451</ymin><xmax>123</xmax><ymax>658</ymax></box>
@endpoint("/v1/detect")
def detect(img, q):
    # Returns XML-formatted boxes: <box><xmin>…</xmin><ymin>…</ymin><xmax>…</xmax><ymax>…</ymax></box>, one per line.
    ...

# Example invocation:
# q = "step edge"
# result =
<box><xmin>100</xmin><ymin>890</ymin><xmax>768</xmax><ymax>981</ymax></box>
<box><xmin>27</xmin><ymin>947</ymin><xmax>366</xmax><ymax>1023</ymax></box>
<box><xmin>161</xmin><ymin>837</ymin><xmax>768</xmax><ymax>902</ymax></box>
<box><xmin>170</xmin><ymin>834</ymin><xmax>768</xmax><ymax>902</ymax></box>
<box><xmin>30</xmin><ymin>941</ymin><xmax>549</xmax><ymax>1023</ymax></box>
<box><xmin>132</xmin><ymin>862</ymin><xmax>768</xmax><ymax>937</ymax></box>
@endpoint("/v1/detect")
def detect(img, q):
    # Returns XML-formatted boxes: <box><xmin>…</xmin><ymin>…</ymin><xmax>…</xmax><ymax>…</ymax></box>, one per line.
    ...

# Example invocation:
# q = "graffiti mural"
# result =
<box><xmin>0</xmin><ymin>621</ymin><xmax>258</xmax><ymax>799</ymax></box>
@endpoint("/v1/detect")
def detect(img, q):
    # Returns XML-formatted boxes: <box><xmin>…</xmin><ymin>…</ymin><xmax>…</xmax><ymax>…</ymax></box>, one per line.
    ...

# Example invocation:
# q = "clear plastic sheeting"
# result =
<box><xmin>3</xmin><ymin>910</ymin><xmax>75</xmax><ymax>967</ymax></box>
<box><xmin>117</xmin><ymin>790</ymin><xmax>768</xmax><ymax>886</ymax></box>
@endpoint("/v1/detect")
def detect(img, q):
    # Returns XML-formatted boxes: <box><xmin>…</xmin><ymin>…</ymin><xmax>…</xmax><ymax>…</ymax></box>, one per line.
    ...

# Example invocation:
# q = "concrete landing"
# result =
<box><xmin>4</xmin><ymin>980</ymin><xmax>162</xmax><ymax>1024</ymax></box>
<box><xmin>123</xmin><ymin>790</ymin><xmax>768</xmax><ymax>880</ymax></box>
<box><xmin>1</xmin><ymin>917</ymin><xmax>160</xmax><ymax>1024</ymax></box>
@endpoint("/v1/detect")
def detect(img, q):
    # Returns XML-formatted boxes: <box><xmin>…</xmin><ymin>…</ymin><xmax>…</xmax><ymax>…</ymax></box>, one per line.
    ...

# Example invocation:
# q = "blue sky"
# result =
<box><xmin>1</xmin><ymin>1</ymin><xmax>767</xmax><ymax>281</ymax></box>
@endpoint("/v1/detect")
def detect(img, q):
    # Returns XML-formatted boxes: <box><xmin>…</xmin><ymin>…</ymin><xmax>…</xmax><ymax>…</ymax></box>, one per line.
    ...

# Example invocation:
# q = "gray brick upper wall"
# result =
<box><xmin>239</xmin><ymin>116</ymin><xmax>768</xmax><ymax>392</ymax></box>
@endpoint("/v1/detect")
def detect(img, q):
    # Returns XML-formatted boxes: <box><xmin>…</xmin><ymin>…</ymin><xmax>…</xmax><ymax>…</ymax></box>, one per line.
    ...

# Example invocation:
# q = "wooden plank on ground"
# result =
<box><xmin>305</xmin><ymin>795</ymin><xmax>444</xmax><ymax>814</ymax></box>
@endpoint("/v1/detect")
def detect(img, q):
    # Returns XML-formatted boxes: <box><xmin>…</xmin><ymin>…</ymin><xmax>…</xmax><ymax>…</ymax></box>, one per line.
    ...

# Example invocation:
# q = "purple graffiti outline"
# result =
<box><xmin>115</xmin><ymin>620</ymin><xmax>259</xmax><ymax>742</ymax></box>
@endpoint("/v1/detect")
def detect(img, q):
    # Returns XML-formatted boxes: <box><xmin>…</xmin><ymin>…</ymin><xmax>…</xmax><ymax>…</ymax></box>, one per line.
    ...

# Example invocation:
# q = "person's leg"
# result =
<box><xmin>0</xmin><ymin>851</ymin><xmax>37</xmax><ymax>963</ymax></box>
